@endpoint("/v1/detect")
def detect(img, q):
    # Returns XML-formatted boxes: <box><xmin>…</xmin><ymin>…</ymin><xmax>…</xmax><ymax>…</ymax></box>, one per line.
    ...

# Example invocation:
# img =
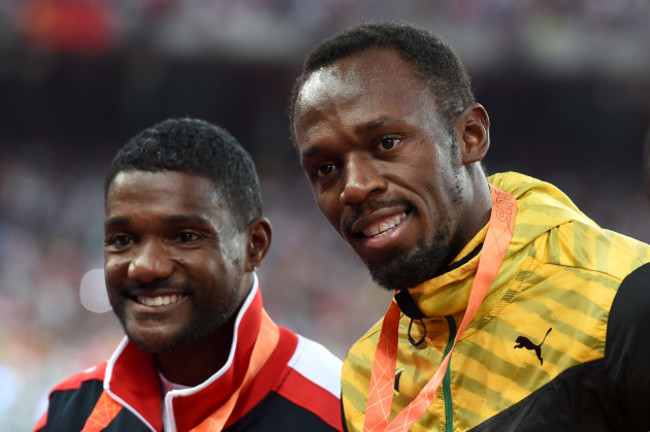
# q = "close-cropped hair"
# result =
<box><xmin>289</xmin><ymin>21</ymin><xmax>475</xmax><ymax>140</ymax></box>
<box><xmin>105</xmin><ymin>118</ymin><xmax>262</xmax><ymax>229</ymax></box>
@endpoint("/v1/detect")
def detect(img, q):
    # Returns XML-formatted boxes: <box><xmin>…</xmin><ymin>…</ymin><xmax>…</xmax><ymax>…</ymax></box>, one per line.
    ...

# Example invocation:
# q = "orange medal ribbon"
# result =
<box><xmin>363</xmin><ymin>185</ymin><xmax>517</xmax><ymax>432</ymax></box>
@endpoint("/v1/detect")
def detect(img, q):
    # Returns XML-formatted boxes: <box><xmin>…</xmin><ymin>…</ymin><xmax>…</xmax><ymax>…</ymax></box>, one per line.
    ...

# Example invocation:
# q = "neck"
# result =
<box><xmin>462</xmin><ymin>170</ymin><xmax>492</xmax><ymax>245</ymax></box>
<box><xmin>155</xmin><ymin>321</ymin><xmax>235</xmax><ymax>387</ymax></box>
<box><xmin>154</xmin><ymin>274</ymin><xmax>255</xmax><ymax>387</ymax></box>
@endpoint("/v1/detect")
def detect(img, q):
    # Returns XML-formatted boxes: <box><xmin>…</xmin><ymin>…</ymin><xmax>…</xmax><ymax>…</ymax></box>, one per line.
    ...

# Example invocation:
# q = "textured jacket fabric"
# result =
<box><xmin>35</xmin><ymin>277</ymin><xmax>343</xmax><ymax>432</ymax></box>
<box><xmin>341</xmin><ymin>172</ymin><xmax>650</xmax><ymax>432</ymax></box>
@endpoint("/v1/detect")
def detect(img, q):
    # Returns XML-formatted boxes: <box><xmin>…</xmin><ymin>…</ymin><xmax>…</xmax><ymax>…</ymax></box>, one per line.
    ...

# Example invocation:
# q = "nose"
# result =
<box><xmin>340</xmin><ymin>154</ymin><xmax>386</xmax><ymax>205</ymax></box>
<box><xmin>127</xmin><ymin>240</ymin><xmax>173</xmax><ymax>283</ymax></box>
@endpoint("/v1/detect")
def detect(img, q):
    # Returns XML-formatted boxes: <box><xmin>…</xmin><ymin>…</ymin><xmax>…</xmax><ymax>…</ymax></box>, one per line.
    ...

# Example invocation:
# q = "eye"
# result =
<box><xmin>105</xmin><ymin>234</ymin><xmax>133</xmax><ymax>250</ymax></box>
<box><xmin>313</xmin><ymin>162</ymin><xmax>336</xmax><ymax>179</ymax></box>
<box><xmin>377</xmin><ymin>136</ymin><xmax>401</xmax><ymax>152</ymax></box>
<box><xmin>178</xmin><ymin>231</ymin><xmax>201</xmax><ymax>243</ymax></box>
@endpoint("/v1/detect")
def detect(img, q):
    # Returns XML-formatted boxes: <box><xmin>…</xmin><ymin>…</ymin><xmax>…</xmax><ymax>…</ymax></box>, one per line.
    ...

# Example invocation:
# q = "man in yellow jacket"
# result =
<box><xmin>290</xmin><ymin>21</ymin><xmax>650</xmax><ymax>431</ymax></box>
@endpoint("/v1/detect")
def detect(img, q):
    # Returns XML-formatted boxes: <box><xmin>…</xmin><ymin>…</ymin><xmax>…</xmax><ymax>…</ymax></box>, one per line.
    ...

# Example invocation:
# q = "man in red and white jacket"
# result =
<box><xmin>34</xmin><ymin>118</ymin><xmax>343</xmax><ymax>432</ymax></box>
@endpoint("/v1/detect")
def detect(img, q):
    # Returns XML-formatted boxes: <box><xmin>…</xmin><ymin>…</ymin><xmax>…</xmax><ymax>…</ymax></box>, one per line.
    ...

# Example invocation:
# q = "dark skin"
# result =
<box><xmin>104</xmin><ymin>170</ymin><xmax>272</xmax><ymax>386</ymax></box>
<box><xmin>293</xmin><ymin>48</ymin><xmax>492</xmax><ymax>290</ymax></box>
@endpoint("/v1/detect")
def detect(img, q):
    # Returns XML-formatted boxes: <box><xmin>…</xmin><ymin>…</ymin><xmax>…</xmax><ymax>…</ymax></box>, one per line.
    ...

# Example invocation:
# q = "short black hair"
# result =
<box><xmin>289</xmin><ymin>21</ymin><xmax>475</xmax><ymax>141</ymax></box>
<box><xmin>105</xmin><ymin>118</ymin><xmax>262</xmax><ymax>229</ymax></box>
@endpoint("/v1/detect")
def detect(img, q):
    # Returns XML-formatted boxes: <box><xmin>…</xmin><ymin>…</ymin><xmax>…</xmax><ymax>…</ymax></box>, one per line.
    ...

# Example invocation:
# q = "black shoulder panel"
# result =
<box><xmin>224</xmin><ymin>392</ymin><xmax>339</xmax><ymax>432</ymax></box>
<box><xmin>603</xmin><ymin>261</ymin><xmax>650</xmax><ymax>430</ymax></box>
<box><xmin>41</xmin><ymin>379</ymin><xmax>104</xmax><ymax>431</ymax></box>
<box><xmin>41</xmin><ymin>378</ymin><xmax>150</xmax><ymax>431</ymax></box>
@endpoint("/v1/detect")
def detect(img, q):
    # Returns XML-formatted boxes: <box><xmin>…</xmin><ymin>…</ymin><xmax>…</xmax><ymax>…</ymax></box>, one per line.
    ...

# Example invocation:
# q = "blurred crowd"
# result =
<box><xmin>0</xmin><ymin>0</ymin><xmax>648</xmax><ymax>69</ymax></box>
<box><xmin>1</xmin><ymin>1</ymin><xmax>649</xmax><ymax>430</ymax></box>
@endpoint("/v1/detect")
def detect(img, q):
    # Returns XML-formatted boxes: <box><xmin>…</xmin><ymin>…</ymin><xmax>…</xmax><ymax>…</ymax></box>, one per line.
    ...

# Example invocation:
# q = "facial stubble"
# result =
<box><xmin>112</xmin><ymin>264</ymin><xmax>244</xmax><ymax>354</ymax></box>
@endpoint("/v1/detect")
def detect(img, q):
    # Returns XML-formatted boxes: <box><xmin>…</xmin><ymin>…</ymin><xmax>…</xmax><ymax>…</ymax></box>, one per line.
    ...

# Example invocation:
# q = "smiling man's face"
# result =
<box><xmin>104</xmin><ymin>170</ymin><xmax>248</xmax><ymax>352</ymax></box>
<box><xmin>293</xmin><ymin>47</ymin><xmax>474</xmax><ymax>291</ymax></box>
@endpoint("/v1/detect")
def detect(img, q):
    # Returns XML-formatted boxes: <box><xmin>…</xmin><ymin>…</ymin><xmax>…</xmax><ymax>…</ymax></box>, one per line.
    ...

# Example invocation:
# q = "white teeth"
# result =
<box><xmin>363</xmin><ymin>213</ymin><xmax>406</xmax><ymax>237</ymax></box>
<box><xmin>137</xmin><ymin>294</ymin><xmax>183</xmax><ymax>307</ymax></box>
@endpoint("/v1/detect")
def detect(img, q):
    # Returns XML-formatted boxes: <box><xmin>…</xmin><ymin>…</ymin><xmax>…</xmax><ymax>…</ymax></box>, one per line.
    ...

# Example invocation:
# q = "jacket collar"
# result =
<box><xmin>401</xmin><ymin>224</ymin><xmax>487</xmax><ymax>319</ymax></box>
<box><xmin>397</xmin><ymin>172</ymin><xmax>592</xmax><ymax>320</ymax></box>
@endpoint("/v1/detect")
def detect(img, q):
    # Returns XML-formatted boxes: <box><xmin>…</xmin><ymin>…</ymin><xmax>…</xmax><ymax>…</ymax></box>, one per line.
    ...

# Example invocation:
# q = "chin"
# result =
<box><xmin>365</xmin><ymin>258</ymin><xmax>419</xmax><ymax>291</ymax></box>
<box><xmin>368</xmin><ymin>266</ymin><xmax>423</xmax><ymax>292</ymax></box>
<box><xmin>366</xmin><ymin>240</ymin><xmax>449</xmax><ymax>292</ymax></box>
<box><xmin>121</xmin><ymin>318</ymin><xmax>182</xmax><ymax>353</ymax></box>
<box><xmin>126</xmin><ymin>330</ymin><xmax>171</xmax><ymax>353</ymax></box>
<box><xmin>132</xmin><ymin>332</ymin><xmax>196</xmax><ymax>353</ymax></box>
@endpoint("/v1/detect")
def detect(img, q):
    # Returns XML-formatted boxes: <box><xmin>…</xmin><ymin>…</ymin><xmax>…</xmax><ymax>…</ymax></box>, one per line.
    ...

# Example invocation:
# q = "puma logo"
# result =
<box><xmin>514</xmin><ymin>328</ymin><xmax>552</xmax><ymax>365</ymax></box>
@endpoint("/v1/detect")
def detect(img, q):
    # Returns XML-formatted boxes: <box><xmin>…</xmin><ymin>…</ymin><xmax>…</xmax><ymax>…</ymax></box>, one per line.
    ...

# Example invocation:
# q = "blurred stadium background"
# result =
<box><xmin>1</xmin><ymin>1</ymin><xmax>649</xmax><ymax>429</ymax></box>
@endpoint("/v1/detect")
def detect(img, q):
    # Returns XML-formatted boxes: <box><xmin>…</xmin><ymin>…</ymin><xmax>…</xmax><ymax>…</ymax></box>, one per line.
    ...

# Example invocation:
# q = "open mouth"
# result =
<box><xmin>134</xmin><ymin>294</ymin><xmax>186</xmax><ymax>307</ymax></box>
<box><xmin>361</xmin><ymin>212</ymin><xmax>407</xmax><ymax>238</ymax></box>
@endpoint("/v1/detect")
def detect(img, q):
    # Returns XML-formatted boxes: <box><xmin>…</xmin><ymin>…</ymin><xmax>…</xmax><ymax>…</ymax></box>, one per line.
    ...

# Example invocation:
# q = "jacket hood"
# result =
<box><xmin>488</xmin><ymin>171</ymin><xmax>599</xmax><ymax>255</ymax></box>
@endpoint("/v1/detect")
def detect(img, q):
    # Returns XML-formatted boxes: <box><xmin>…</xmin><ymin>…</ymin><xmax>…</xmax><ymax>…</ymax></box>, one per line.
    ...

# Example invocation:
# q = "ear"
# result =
<box><xmin>456</xmin><ymin>103</ymin><xmax>490</xmax><ymax>165</ymax></box>
<box><xmin>245</xmin><ymin>217</ymin><xmax>272</xmax><ymax>271</ymax></box>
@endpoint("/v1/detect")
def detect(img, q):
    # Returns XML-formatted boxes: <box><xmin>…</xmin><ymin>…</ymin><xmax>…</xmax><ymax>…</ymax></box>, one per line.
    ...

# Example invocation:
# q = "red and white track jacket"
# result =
<box><xmin>35</xmin><ymin>277</ymin><xmax>343</xmax><ymax>431</ymax></box>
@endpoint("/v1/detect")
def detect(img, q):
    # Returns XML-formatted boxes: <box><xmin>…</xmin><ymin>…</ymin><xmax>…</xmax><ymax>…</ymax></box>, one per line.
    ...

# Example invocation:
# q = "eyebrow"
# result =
<box><xmin>164</xmin><ymin>215</ymin><xmax>212</xmax><ymax>226</ymax></box>
<box><xmin>300</xmin><ymin>145</ymin><xmax>322</xmax><ymax>161</ymax></box>
<box><xmin>104</xmin><ymin>216</ymin><xmax>130</xmax><ymax>228</ymax></box>
<box><xmin>301</xmin><ymin>115</ymin><xmax>397</xmax><ymax>161</ymax></box>
<box><xmin>104</xmin><ymin>214</ymin><xmax>212</xmax><ymax>228</ymax></box>
<box><xmin>354</xmin><ymin>115</ymin><xmax>394</xmax><ymax>134</ymax></box>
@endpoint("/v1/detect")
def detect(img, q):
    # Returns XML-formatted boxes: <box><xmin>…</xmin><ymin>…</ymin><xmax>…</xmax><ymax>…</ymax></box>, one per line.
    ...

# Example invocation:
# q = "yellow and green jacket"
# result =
<box><xmin>341</xmin><ymin>172</ymin><xmax>650</xmax><ymax>432</ymax></box>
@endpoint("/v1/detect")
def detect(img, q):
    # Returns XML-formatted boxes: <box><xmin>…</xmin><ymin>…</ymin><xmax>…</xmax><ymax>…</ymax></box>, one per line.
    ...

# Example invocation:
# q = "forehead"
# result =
<box><xmin>293</xmin><ymin>48</ymin><xmax>445</xmax><ymax>152</ymax></box>
<box><xmin>296</xmin><ymin>48</ymin><xmax>427</xmax><ymax>113</ymax></box>
<box><xmin>105</xmin><ymin>170</ymin><xmax>224</xmax><ymax>217</ymax></box>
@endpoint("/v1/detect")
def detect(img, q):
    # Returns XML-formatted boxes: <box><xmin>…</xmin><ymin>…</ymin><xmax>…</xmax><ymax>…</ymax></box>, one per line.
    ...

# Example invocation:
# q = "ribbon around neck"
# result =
<box><xmin>362</xmin><ymin>185</ymin><xmax>517</xmax><ymax>432</ymax></box>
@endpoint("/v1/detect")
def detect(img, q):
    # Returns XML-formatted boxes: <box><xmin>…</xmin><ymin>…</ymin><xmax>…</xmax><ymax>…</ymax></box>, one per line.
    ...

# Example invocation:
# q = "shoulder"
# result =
<box><xmin>535</xmin><ymin>220</ymin><xmax>650</xmax><ymax>281</ymax></box>
<box><xmin>50</xmin><ymin>362</ymin><xmax>107</xmax><ymax>393</ymax></box>
<box><xmin>342</xmin><ymin>316</ymin><xmax>383</xmax><ymax>377</ymax></box>
<box><xmin>271</xmin><ymin>330</ymin><xmax>343</xmax><ymax>431</ymax></box>
<box><xmin>340</xmin><ymin>317</ymin><xmax>384</xmax><ymax>429</ymax></box>
<box><xmin>285</xmin><ymin>333</ymin><xmax>342</xmax><ymax>398</ymax></box>
<box><xmin>34</xmin><ymin>363</ymin><xmax>107</xmax><ymax>431</ymax></box>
